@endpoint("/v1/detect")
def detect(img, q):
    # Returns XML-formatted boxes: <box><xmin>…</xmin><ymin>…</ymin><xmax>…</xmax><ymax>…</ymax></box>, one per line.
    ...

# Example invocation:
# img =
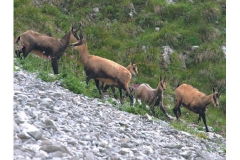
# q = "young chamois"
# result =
<box><xmin>70</xmin><ymin>29</ymin><xmax>134</xmax><ymax>106</ymax></box>
<box><xmin>135</xmin><ymin>75</ymin><xmax>170</xmax><ymax>119</ymax></box>
<box><xmin>100</xmin><ymin>59</ymin><xmax>138</xmax><ymax>99</ymax></box>
<box><xmin>173</xmin><ymin>84</ymin><xmax>223</xmax><ymax>132</ymax></box>
<box><xmin>14</xmin><ymin>24</ymin><xmax>81</xmax><ymax>74</ymax></box>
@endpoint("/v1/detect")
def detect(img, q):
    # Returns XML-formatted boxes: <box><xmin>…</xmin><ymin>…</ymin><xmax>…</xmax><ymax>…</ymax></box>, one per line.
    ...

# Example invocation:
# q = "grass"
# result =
<box><xmin>14</xmin><ymin>0</ymin><xmax>226</xmax><ymax>139</ymax></box>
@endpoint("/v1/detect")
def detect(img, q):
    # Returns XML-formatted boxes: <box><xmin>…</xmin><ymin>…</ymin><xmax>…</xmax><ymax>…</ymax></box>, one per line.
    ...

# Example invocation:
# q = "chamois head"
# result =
<box><xmin>14</xmin><ymin>23</ymin><xmax>82</xmax><ymax>74</ymax></box>
<box><xmin>158</xmin><ymin>75</ymin><xmax>167</xmax><ymax>91</ymax></box>
<box><xmin>212</xmin><ymin>86</ymin><xmax>223</xmax><ymax>107</ymax></box>
<box><xmin>71</xmin><ymin>23</ymin><xmax>86</xmax><ymax>48</ymax></box>
<box><xmin>70</xmin><ymin>25</ymin><xmax>85</xmax><ymax>48</ymax></box>
<box><xmin>128</xmin><ymin>59</ymin><xmax>138</xmax><ymax>77</ymax></box>
<box><xmin>70</xmin><ymin>23</ymin><xmax>81</xmax><ymax>42</ymax></box>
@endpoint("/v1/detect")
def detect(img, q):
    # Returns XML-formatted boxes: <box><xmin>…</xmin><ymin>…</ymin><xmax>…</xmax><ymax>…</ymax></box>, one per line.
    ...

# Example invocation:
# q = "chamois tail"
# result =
<box><xmin>15</xmin><ymin>36</ymin><xmax>20</xmax><ymax>44</ymax></box>
<box><xmin>176</xmin><ymin>82</ymin><xmax>180</xmax><ymax>88</ymax></box>
<box><xmin>14</xmin><ymin>36</ymin><xmax>23</xmax><ymax>58</ymax></box>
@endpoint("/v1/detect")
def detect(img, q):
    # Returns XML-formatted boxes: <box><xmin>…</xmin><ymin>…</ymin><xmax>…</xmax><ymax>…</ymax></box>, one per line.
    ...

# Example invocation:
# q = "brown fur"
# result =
<box><xmin>14</xmin><ymin>24</ymin><xmax>80</xmax><ymax>74</ymax></box>
<box><xmin>71</xmin><ymin>31</ymin><xmax>134</xmax><ymax>106</ymax></box>
<box><xmin>135</xmin><ymin>76</ymin><xmax>170</xmax><ymax>119</ymax></box>
<box><xmin>173</xmin><ymin>84</ymin><xmax>222</xmax><ymax>132</ymax></box>
<box><xmin>100</xmin><ymin>60</ymin><xmax>138</xmax><ymax>99</ymax></box>
<box><xmin>126</xmin><ymin>61</ymin><xmax>138</xmax><ymax>77</ymax></box>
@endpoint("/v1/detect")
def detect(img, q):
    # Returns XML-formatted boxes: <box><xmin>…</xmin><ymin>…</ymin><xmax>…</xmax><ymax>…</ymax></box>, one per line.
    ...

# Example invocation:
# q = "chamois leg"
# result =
<box><xmin>103</xmin><ymin>84</ymin><xmax>110</xmax><ymax>92</ymax></box>
<box><xmin>173</xmin><ymin>106</ymin><xmax>180</xmax><ymax>120</ymax></box>
<box><xmin>178</xmin><ymin>107</ymin><xmax>181</xmax><ymax>118</ymax></box>
<box><xmin>15</xmin><ymin>49</ymin><xmax>22</xmax><ymax>58</ymax></box>
<box><xmin>94</xmin><ymin>79</ymin><xmax>103</xmax><ymax>99</ymax></box>
<box><xmin>100</xmin><ymin>83</ymin><xmax>108</xmax><ymax>94</ymax></box>
<box><xmin>124</xmin><ymin>87</ymin><xmax>131</xmax><ymax>98</ymax></box>
<box><xmin>119</xmin><ymin>88</ymin><xmax>124</xmax><ymax>104</ymax></box>
<box><xmin>134</xmin><ymin>94</ymin><xmax>139</xmax><ymax>105</ymax></box>
<box><xmin>173</xmin><ymin>99</ymin><xmax>181</xmax><ymax>120</ymax></box>
<box><xmin>150</xmin><ymin>106</ymin><xmax>156</xmax><ymax>116</ymax></box>
<box><xmin>125</xmin><ymin>86</ymin><xmax>133</xmax><ymax>106</ymax></box>
<box><xmin>22</xmin><ymin>47</ymin><xmax>32</xmax><ymax>59</ymax></box>
<box><xmin>201</xmin><ymin>112</ymin><xmax>209</xmax><ymax>132</ymax></box>
<box><xmin>85</xmin><ymin>73</ymin><xmax>96</xmax><ymax>85</ymax></box>
<box><xmin>86</xmin><ymin>77</ymin><xmax>91</xmax><ymax>86</ymax></box>
<box><xmin>197</xmin><ymin>114</ymin><xmax>201</xmax><ymax>124</ymax></box>
<box><xmin>51</xmin><ymin>58</ymin><xmax>59</xmax><ymax>74</ymax></box>
<box><xmin>147</xmin><ymin>96</ymin><xmax>156</xmax><ymax>115</ymax></box>
<box><xmin>99</xmin><ymin>82</ymin><xmax>104</xmax><ymax>91</ymax></box>
<box><xmin>160</xmin><ymin>104</ymin><xmax>170</xmax><ymax>120</ymax></box>
<box><xmin>110</xmin><ymin>86</ymin><xmax>118</xmax><ymax>99</ymax></box>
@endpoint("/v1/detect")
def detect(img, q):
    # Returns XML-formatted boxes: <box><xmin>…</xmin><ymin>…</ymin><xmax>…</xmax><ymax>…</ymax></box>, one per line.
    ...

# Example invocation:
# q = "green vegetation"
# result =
<box><xmin>14</xmin><ymin>0</ymin><xmax>226</xmax><ymax>138</ymax></box>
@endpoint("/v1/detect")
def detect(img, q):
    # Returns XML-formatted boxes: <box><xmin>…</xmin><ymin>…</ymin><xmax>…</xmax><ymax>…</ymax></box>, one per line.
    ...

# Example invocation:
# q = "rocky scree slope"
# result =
<box><xmin>14</xmin><ymin>68</ymin><xmax>226</xmax><ymax>160</ymax></box>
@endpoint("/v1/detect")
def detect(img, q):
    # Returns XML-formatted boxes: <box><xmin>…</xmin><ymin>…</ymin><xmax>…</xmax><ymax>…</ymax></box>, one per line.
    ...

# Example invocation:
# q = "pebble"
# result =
<box><xmin>14</xmin><ymin>69</ymin><xmax>226</xmax><ymax>160</ymax></box>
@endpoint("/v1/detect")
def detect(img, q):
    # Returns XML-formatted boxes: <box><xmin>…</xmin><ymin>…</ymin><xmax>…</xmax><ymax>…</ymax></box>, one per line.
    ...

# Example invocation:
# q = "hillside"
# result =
<box><xmin>13</xmin><ymin>69</ymin><xmax>226</xmax><ymax>159</ymax></box>
<box><xmin>14</xmin><ymin>0</ymin><xmax>226</xmax><ymax>138</ymax></box>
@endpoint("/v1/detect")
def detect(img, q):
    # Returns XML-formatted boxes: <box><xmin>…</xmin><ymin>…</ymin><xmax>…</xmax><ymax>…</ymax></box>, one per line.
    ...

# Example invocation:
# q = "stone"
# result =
<box><xmin>13</xmin><ymin>69</ymin><xmax>226</xmax><ymax>160</ymax></box>
<box><xmin>119</xmin><ymin>148</ymin><xmax>132</xmax><ymax>155</ymax></box>
<box><xmin>40</xmin><ymin>145</ymin><xmax>61</xmax><ymax>153</ymax></box>
<box><xmin>17</xmin><ymin>131</ymin><xmax>31</xmax><ymax>139</ymax></box>
<box><xmin>27</xmin><ymin>129</ymin><xmax>43</xmax><ymax>140</ymax></box>
<box><xmin>15</xmin><ymin>111</ymin><xmax>28</xmax><ymax>124</ymax></box>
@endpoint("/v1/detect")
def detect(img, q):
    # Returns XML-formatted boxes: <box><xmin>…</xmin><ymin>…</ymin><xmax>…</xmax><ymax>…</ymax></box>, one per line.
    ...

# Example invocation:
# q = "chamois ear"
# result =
<box><xmin>132</xmin><ymin>59</ymin><xmax>136</xmax><ymax>64</ymax></box>
<box><xmin>78</xmin><ymin>23</ymin><xmax>82</xmax><ymax>31</ymax></box>
<box><xmin>79</xmin><ymin>28</ymin><xmax>83</xmax><ymax>40</ymax></box>
<box><xmin>212</xmin><ymin>86</ymin><xmax>215</xmax><ymax>93</ymax></box>
<box><xmin>130</xmin><ymin>59</ymin><xmax>134</xmax><ymax>65</ymax></box>
<box><xmin>71</xmin><ymin>24</ymin><xmax>74</xmax><ymax>31</ymax></box>
<box><xmin>160</xmin><ymin>75</ymin><xmax>162</xmax><ymax>81</ymax></box>
<box><xmin>218</xmin><ymin>85</ymin><xmax>223</xmax><ymax>95</ymax></box>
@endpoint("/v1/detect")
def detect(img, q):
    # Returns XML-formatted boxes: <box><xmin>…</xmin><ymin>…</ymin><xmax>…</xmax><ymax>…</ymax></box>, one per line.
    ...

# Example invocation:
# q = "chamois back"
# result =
<box><xmin>100</xmin><ymin>59</ymin><xmax>138</xmax><ymax>99</ymax></box>
<box><xmin>71</xmin><ymin>28</ymin><xmax>133</xmax><ymax>105</ymax></box>
<box><xmin>173</xmin><ymin>83</ymin><xmax>223</xmax><ymax>132</ymax></box>
<box><xmin>15</xmin><ymin>24</ymin><xmax>81</xmax><ymax>74</ymax></box>
<box><xmin>135</xmin><ymin>75</ymin><xmax>170</xmax><ymax>119</ymax></box>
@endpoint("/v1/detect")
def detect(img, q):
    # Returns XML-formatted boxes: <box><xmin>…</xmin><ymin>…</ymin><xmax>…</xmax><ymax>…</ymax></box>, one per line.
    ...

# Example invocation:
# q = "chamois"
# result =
<box><xmin>14</xmin><ymin>24</ymin><xmax>81</xmax><ymax>74</ymax></box>
<box><xmin>173</xmin><ymin>84</ymin><xmax>223</xmax><ymax>132</ymax></box>
<box><xmin>70</xmin><ymin>29</ymin><xmax>134</xmax><ymax>106</ymax></box>
<box><xmin>100</xmin><ymin>59</ymin><xmax>138</xmax><ymax>99</ymax></box>
<box><xmin>135</xmin><ymin>75</ymin><xmax>170</xmax><ymax>119</ymax></box>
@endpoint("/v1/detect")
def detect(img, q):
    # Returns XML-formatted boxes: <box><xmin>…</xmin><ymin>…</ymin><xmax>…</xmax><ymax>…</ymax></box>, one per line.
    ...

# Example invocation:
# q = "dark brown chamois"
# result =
<box><xmin>100</xmin><ymin>59</ymin><xmax>138</xmax><ymax>99</ymax></box>
<box><xmin>70</xmin><ymin>28</ymin><xmax>134</xmax><ymax>106</ymax></box>
<box><xmin>173</xmin><ymin>84</ymin><xmax>223</xmax><ymax>132</ymax></box>
<box><xmin>14</xmin><ymin>24</ymin><xmax>81</xmax><ymax>74</ymax></box>
<box><xmin>135</xmin><ymin>75</ymin><xmax>170</xmax><ymax>119</ymax></box>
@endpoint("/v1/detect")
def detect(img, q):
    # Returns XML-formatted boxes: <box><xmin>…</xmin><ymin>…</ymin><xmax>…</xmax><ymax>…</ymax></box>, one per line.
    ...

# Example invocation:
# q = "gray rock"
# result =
<box><xmin>13</xmin><ymin>69</ymin><xmax>226</xmax><ymax>160</ymax></box>
<box><xmin>84</xmin><ymin>151</ymin><xmax>95</xmax><ymax>160</ymax></box>
<box><xmin>40</xmin><ymin>145</ymin><xmax>62</xmax><ymax>153</ymax></box>
<box><xmin>15</xmin><ymin>111</ymin><xmax>28</xmax><ymax>124</ymax></box>
<box><xmin>119</xmin><ymin>148</ymin><xmax>132</xmax><ymax>155</ymax></box>
<box><xmin>27</xmin><ymin>129</ymin><xmax>43</xmax><ymax>140</ymax></box>
<box><xmin>48</xmin><ymin>151</ymin><xmax>63</xmax><ymax>157</ymax></box>
<box><xmin>17</xmin><ymin>131</ymin><xmax>31</xmax><ymax>139</ymax></box>
<box><xmin>93</xmin><ymin>7</ymin><xmax>99</xmax><ymax>13</ymax></box>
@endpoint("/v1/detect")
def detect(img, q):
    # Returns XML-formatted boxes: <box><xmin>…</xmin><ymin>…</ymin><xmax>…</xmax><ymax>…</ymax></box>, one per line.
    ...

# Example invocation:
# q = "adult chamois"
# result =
<box><xmin>14</xmin><ymin>24</ymin><xmax>81</xmax><ymax>74</ymax></box>
<box><xmin>100</xmin><ymin>59</ymin><xmax>138</xmax><ymax>99</ymax></box>
<box><xmin>173</xmin><ymin>84</ymin><xmax>223</xmax><ymax>132</ymax></box>
<box><xmin>135</xmin><ymin>75</ymin><xmax>170</xmax><ymax>119</ymax></box>
<box><xmin>70</xmin><ymin>28</ymin><xmax>134</xmax><ymax>106</ymax></box>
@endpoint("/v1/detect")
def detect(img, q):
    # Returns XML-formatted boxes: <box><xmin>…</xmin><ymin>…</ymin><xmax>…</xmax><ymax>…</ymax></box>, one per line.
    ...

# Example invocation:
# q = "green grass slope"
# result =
<box><xmin>14</xmin><ymin>0</ymin><xmax>226</xmax><ymax>139</ymax></box>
